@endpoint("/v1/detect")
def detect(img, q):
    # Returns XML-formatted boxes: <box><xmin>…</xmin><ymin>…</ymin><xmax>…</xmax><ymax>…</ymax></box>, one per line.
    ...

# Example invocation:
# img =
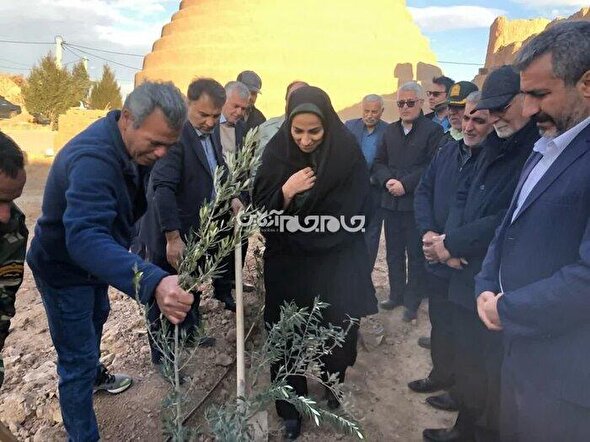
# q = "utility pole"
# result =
<box><xmin>82</xmin><ymin>57</ymin><xmax>88</xmax><ymax>71</ymax></box>
<box><xmin>55</xmin><ymin>35</ymin><xmax>63</xmax><ymax>69</ymax></box>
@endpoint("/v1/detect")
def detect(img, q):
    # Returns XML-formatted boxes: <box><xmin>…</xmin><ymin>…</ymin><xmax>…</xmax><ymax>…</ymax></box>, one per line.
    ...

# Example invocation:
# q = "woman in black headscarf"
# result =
<box><xmin>253</xmin><ymin>86</ymin><xmax>378</xmax><ymax>439</ymax></box>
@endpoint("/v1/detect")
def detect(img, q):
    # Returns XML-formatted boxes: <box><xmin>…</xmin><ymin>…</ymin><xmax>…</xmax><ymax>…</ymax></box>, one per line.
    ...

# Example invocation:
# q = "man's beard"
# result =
<box><xmin>536</xmin><ymin>94</ymin><xmax>590</xmax><ymax>138</ymax></box>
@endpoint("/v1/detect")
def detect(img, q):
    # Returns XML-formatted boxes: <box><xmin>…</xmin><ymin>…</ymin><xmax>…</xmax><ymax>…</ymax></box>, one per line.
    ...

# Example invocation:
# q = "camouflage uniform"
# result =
<box><xmin>0</xmin><ymin>204</ymin><xmax>27</xmax><ymax>388</ymax></box>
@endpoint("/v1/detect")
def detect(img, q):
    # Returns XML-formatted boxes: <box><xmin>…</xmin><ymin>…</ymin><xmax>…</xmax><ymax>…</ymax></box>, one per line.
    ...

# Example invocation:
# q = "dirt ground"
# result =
<box><xmin>0</xmin><ymin>163</ymin><xmax>455</xmax><ymax>441</ymax></box>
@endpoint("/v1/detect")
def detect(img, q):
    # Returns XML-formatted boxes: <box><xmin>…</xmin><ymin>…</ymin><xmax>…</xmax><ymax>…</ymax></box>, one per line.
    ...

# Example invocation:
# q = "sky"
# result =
<box><xmin>0</xmin><ymin>0</ymin><xmax>587</xmax><ymax>97</ymax></box>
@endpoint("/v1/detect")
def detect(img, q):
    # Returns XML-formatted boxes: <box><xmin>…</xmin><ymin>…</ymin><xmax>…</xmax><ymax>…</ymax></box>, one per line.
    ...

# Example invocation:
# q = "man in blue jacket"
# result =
<box><xmin>409</xmin><ymin>91</ymin><xmax>484</xmax><ymax>407</ymax></box>
<box><xmin>476</xmin><ymin>21</ymin><xmax>590</xmax><ymax>441</ymax></box>
<box><xmin>345</xmin><ymin>94</ymin><xmax>388</xmax><ymax>269</ymax></box>
<box><xmin>27</xmin><ymin>82</ymin><xmax>194</xmax><ymax>442</ymax></box>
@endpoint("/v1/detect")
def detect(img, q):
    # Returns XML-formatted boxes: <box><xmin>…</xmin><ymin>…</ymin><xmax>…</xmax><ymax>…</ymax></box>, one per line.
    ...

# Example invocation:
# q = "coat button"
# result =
<box><xmin>480</xmin><ymin>185</ymin><xmax>485</xmax><ymax>190</ymax></box>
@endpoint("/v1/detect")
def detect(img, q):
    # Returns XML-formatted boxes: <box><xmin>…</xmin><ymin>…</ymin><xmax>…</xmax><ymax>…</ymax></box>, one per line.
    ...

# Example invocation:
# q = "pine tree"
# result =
<box><xmin>89</xmin><ymin>65</ymin><xmax>122</xmax><ymax>110</ymax></box>
<box><xmin>70</xmin><ymin>61</ymin><xmax>91</xmax><ymax>108</ymax></box>
<box><xmin>21</xmin><ymin>52</ymin><xmax>73</xmax><ymax>128</ymax></box>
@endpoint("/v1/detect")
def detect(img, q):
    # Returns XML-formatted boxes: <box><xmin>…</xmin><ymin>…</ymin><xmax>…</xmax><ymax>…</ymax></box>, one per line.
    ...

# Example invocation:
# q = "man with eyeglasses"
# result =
<box><xmin>373</xmin><ymin>81</ymin><xmax>444</xmax><ymax>322</ymax></box>
<box><xmin>425</xmin><ymin>76</ymin><xmax>454</xmax><ymax>132</ymax></box>
<box><xmin>422</xmin><ymin>66</ymin><xmax>539</xmax><ymax>442</ymax></box>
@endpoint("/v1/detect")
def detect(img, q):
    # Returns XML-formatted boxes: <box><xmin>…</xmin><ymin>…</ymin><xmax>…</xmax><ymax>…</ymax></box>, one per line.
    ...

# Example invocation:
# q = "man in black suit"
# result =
<box><xmin>139</xmin><ymin>78</ymin><xmax>241</xmax><ymax>369</ymax></box>
<box><xmin>477</xmin><ymin>21</ymin><xmax>590</xmax><ymax>442</ymax></box>
<box><xmin>373</xmin><ymin>81</ymin><xmax>444</xmax><ymax>322</ymax></box>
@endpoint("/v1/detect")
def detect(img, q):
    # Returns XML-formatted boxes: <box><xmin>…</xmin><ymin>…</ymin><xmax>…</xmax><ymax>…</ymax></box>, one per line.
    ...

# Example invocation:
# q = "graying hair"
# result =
<box><xmin>124</xmin><ymin>81</ymin><xmax>187</xmax><ymax>131</ymax></box>
<box><xmin>515</xmin><ymin>20</ymin><xmax>590</xmax><ymax>86</ymax></box>
<box><xmin>398</xmin><ymin>81</ymin><xmax>424</xmax><ymax>99</ymax></box>
<box><xmin>466</xmin><ymin>91</ymin><xmax>482</xmax><ymax>106</ymax></box>
<box><xmin>363</xmin><ymin>94</ymin><xmax>384</xmax><ymax>107</ymax></box>
<box><xmin>225</xmin><ymin>81</ymin><xmax>251</xmax><ymax>100</ymax></box>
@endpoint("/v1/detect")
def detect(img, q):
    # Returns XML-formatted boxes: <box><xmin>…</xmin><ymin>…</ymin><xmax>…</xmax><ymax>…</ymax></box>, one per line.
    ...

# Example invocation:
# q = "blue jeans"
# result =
<box><xmin>35</xmin><ymin>275</ymin><xmax>110</xmax><ymax>442</ymax></box>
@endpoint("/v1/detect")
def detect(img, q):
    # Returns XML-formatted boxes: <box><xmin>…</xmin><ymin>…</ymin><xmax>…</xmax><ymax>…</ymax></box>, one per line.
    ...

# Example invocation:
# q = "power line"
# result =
<box><xmin>62</xmin><ymin>45</ymin><xmax>86</xmax><ymax>68</ymax></box>
<box><xmin>0</xmin><ymin>57</ymin><xmax>30</xmax><ymax>68</ymax></box>
<box><xmin>0</xmin><ymin>64</ymin><xmax>30</xmax><ymax>71</ymax></box>
<box><xmin>65</xmin><ymin>42</ymin><xmax>144</xmax><ymax>58</ymax></box>
<box><xmin>62</xmin><ymin>43</ymin><xmax>141</xmax><ymax>70</ymax></box>
<box><xmin>438</xmin><ymin>60</ymin><xmax>483</xmax><ymax>66</ymax></box>
<box><xmin>0</xmin><ymin>38</ymin><xmax>53</xmax><ymax>45</ymax></box>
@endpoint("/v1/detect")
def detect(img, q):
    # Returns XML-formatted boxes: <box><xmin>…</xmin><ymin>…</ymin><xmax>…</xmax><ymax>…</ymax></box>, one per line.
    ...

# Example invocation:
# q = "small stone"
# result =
<box><xmin>214</xmin><ymin>354</ymin><xmax>234</xmax><ymax>367</ymax></box>
<box><xmin>225</xmin><ymin>328</ymin><xmax>237</xmax><ymax>342</ymax></box>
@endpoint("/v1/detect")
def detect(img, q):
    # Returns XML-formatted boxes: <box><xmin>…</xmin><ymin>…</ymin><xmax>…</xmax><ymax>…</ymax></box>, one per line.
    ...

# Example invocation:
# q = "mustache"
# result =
<box><xmin>533</xmin><ymin>112</ymin><xmax>555</xmax><ymax>125</ymax></box>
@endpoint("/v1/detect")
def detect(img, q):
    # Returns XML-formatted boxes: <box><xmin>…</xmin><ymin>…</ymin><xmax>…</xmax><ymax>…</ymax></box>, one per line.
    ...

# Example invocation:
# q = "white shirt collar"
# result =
<box><xmin>533</xmin><ymin>116</ymin><xmax>590</xmax><ymax>156</ymax></box>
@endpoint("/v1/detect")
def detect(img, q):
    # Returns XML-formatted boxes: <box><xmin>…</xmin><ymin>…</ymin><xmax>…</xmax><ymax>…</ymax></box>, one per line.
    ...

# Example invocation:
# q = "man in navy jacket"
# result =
<box><xmin>476</xmin><ymin>21</ymin><xmax>590</xmax><ymax>441</ymax></box>
<box><xmin>345</xmin><ymin>94</ymin><xmax>388</xmax><ymax>269</ymax></box>
<box><xmin>409</xmin><ymin>92</ymin><xmax>483</xmax><ymax>406</ymax></box>
<box><xmin>27</xmin><ymin>82</ymin><xmax>193</xmax><ymax>441</ymax></box>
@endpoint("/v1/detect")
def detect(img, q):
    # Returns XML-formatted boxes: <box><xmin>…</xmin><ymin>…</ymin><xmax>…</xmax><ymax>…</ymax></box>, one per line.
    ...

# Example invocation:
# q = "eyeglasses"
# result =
<box><xmin>427</xmin><ymin>91</ymin><xmax>446</xmax><ymax>98</ymax></box>
<box><xmin>397</xmin><ymin>100</ymin><xmax>419</xmax><ymax>108</ymax></box>
<box><xmin>490</xmin><ymin>101</ymin><xmax>513</xmax><ymax>115</ymax></box>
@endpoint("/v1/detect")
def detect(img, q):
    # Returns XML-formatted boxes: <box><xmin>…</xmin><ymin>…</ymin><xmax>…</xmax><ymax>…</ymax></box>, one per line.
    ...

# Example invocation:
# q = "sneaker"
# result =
<box><xmin>94</xmin><ymin>365</ymin><xmax>132</xmax><ymax>394</ymax></box>
<box><xmin>402</xmin><ymin>308</ymin><xmax>417</xmax><ymax>323</ymax></box>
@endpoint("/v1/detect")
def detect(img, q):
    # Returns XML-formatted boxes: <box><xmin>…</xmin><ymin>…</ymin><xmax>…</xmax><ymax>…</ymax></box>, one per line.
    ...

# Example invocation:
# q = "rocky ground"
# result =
<box><xmin>0</xmin><ymin>164</ymin><xmax>455</xmax><ymax>441</ymax></box>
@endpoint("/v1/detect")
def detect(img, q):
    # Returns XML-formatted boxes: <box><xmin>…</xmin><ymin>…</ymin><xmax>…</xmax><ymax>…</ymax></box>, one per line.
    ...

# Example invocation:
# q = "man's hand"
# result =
<box><xmin>231</xmin><ymin>197</ymin><xmax>244</xmax><ymax>216</ymax></box>
<box><xmin>282</xmin><ymin>167</ymin><xmax>316</xmax><ymax>200</ymax></box>
<box><xmin>154</xmin><ymin>275</ymin><xmax>194</xmax><ymax>324</ymax></box>
<box><xmin>385</xmin><ymin>179</ymin><xmax>399</xmax><ymax>195</ymax></box>
<box><xmin>422</xmin><ymin>231</ymin><xmax>439</xmax><ymax>261</ymax></box>
<box><xmin>446</xmin><ymin>257</ymin><xmax>464</xmax><ymax>269</ymax></box>
<box><xmin>477</xmin><ymin>291</ymin><xmax>503</xmax><ymax>331</ymax></box>
<box><xmin>423</xmin><ymin>234</ymin><xmax>451</xmax><ymax>262</ymax></box>
<box><xmin>165</xmin><ymin>231</ymin><xmax>185</xmax><ymax>270</ymax></box>
<box><xmin>392</xmin><ymin>180</ymin><xmax>406</xmax><ymax>197</ymax></box>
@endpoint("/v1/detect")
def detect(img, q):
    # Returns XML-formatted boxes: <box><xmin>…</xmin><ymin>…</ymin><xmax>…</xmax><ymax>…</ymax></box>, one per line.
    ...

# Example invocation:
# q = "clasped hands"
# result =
<box><xmin>477</xmin><ymin>291</ymin><xmax>503</xmax><ymax>331</ymax></box>
<box><xmin>385</xmin><ymin>178</ymin><xmax>406</xmax><ymax>197</ymax></box>
<box><xmin>422</xmin><ymin>231</ymin><xmax>467</xmax><ymax>270</ymax></box>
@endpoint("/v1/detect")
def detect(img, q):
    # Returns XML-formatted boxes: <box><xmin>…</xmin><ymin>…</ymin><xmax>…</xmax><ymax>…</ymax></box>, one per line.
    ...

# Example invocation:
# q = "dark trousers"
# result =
<box><xmin>364</xmin><ymin>185</ymin><xmax>384</xmax><ymax>269</ymax></box>
<box><xmin>383</xmin><ymin>210</ymin><xmax>425</xmax><ymax>312</ymax></box>
<box><xmin>272</xmin><ymin>323</ymin><xmax>359</xmax><ymax>421</ymax></box>
<box><xmin>451</xmin><ymin>303</ymin><xmax>502</xmax><ymax>441</ymax></box>
<box><xmin>35</xmin><ymin>275</ymin><xmax>109</xmax><ymax>442</ymax></box>
<box><xmin>501</xmin><ymin>354</ymin><xmax>590</xmax><ymax>442</ymax></box>
<box><xmin>426</xmin><ymin>274</ymin><xmax>454</xmax><ymax>386</ymax></box>
<box><xmin>218</xmin><ymin>239</ymin><xmax>248</xmax><ymax>293</ymax></box>
<box><xmin>146</xmin><ymin>259</ymin><xmax>231</xmax><ymax>365</ymax></box>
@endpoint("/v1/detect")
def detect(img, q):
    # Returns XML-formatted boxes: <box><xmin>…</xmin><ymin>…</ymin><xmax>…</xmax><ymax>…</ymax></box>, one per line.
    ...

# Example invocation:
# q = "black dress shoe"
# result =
<box><xmin>379</xmin><ymin>298</ymin><xmax>402</xmax><ymax>310</ymax></box>
<box><xmin>323</xmin><ymin>387</ymin><xmax>340</xmax><ymax>410</ymax></box>
<box><xmin>426</xmin><ymin>392</ymin><xmax>458</xmax><ymax>411</ymax></box>
<box><xmin>284</xmin><ymin>418</ymin><xmax>301</xmax><ymax>440</ymax></box>
<box><xmin>418</xmin><ymin>336</ymin><xmax>431</xmax><ymax>349</ymax></box>
<box><xmin>408</xmin><ymin>377</ymin><xmax>448</xmax><ymax>393</ymax></box>
<box><xmin>423</xmin><ymin>427</ymin><xmax>473</xmax><ymax>442</ymax></box>
<box><xmin>221</xmin><ymin>297</ymin><xmax>236</xmax><ymax>312</ymax></box>
<box><xmin>186</xmin><ymin>336</ymin><xmax>217</xmax><ymax>348</ymax></box>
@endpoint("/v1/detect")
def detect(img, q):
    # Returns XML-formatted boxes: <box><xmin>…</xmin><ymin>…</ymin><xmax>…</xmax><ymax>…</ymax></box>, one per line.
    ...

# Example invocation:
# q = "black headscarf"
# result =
<box><xmin>253</xmin><ymin>86</ymin><xmax>370</xmax><ymax>254</ymax></box>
